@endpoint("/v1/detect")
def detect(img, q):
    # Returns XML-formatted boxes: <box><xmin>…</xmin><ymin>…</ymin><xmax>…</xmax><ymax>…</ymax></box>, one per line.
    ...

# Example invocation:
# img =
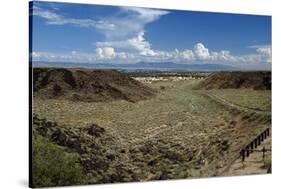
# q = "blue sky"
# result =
<box><xmin>30</xmin><ymin>1</ymin><xmax>271</xmax><ymax>69</ymax></box>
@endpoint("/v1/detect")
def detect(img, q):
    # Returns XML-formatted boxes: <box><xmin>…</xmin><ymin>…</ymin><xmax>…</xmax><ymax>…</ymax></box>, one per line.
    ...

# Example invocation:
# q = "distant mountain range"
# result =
<box><xmin>32</xmin><ymin>61</ymin><xmax>238</xmax><ymax>71</ymax></box>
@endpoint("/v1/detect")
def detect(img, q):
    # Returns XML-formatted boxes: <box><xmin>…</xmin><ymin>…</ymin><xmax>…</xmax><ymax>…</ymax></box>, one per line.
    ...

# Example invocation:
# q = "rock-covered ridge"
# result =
<box><xmin>194</xmin><ymin>71</ymin><xmax>271</xmax><ymax>90</ymax></box>
<box><xmin>33</xmin><ymin>68</ymin><xmax>156</xmax><ymax>102</ymax></box>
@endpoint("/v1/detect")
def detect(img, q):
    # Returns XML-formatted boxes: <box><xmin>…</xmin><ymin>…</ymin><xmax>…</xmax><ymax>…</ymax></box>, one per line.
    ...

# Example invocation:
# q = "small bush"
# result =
<box><xmin>32</xmin><ymin>135</ymin><xmax>83</xmax><ymax>187</ymax></box>
<box><xmin>261</xmin><ymin>158</ymin><xmax>272</xmax><ymax>172</ymax></box>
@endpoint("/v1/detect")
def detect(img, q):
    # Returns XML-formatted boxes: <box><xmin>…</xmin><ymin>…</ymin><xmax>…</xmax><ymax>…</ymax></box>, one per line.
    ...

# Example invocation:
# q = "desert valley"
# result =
<box><xmin>32</xmin><ymin>68</ymin><xmax>271</xmax><ymax>187</ymax></box>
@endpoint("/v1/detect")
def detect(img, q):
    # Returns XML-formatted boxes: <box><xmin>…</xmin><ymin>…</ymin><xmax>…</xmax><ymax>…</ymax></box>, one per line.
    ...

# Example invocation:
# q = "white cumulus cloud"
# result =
<box><xmin>176</xmin><ymin>49</ymin><xmax>195</xmax><ymax>60</ymax></box>
<box><xmin>96</xmin><ymin>31</ymin><xmax>156</xmax><ymax>56</ymax></box>
<box><xmin>32</xmin><ymin>42</ymin><xmax>272</xmax><ymax>65</ymax></box>
<box><xmin>193</xmin><ymin>43</ymin><xmax>210</xmax><ymax>60</ymax></box>
<box><xmin>248</xmin><ymin>45</ymin><xmax>272</xmax><ymax>63</ymax></box>
<box><xmin>96</xmin><ymin>47</ymin><xmax>116</xmax><ymax>59</ymax></box>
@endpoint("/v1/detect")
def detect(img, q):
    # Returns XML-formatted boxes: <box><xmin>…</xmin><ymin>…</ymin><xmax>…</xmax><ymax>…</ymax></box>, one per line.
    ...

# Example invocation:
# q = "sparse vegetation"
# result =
<box><xmin>33</xmin><ymin>68</ymin><xmax>156</xmax><ymax>102</ymax></box>
<box><xmin>32</xmin><ymin>69</ymin><xmax>271</xmax><ymax>185</ymax></box>
<box><xmin>160</xmin><ymin>86</ymin><xmax>165</xmax><ymax>90</ymax></box>
<box><xmin>206</xmin><ymin>89</ymin><xmax>271</xmax><ymax>112</ymax></box>
<box><xmin>32</xmin><ymin>135</ymin><xmax>83</xmax><ymax>187</ymax></box>
<box><xmin>263</xmin><ymin>159</ymin><xmax>272</xmax><ymax>169</ymax></box>
<box><xmin>194</xmin><ymin>71</ymin><xmax>271</xmax><ymax>90</ymax></box>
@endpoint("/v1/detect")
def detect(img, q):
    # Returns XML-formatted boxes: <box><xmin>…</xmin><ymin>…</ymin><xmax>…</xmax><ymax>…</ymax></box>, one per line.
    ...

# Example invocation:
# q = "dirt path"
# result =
<box><xmin>222</xmin><ymin>136</ymin><xmax>271</xmax><ymax>176</ymax></box>
<box><xmin>206</xmin><ymin>93</ymin><xmax>271</xmax><ymax>115</ymax></box>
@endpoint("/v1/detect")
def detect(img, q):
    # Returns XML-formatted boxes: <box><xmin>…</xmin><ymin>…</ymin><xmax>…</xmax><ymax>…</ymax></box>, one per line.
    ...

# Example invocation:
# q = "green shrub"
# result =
<box><xmin>32</xmin><ymin>135</ymin><xmax>83</xmax><ymax>187</ymax></box>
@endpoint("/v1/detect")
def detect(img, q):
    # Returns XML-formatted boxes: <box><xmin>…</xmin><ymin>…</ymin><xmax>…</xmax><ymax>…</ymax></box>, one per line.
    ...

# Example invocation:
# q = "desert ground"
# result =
<box><xmin>32</xmin><ymin>68</ymin><xmax>271</xmax><ymax>187</ymax></box>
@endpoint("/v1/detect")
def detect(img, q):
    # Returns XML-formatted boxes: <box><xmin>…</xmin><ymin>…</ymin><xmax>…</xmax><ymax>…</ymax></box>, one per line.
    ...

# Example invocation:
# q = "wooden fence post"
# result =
<box><xmin>254</xmin><ymin>138</ymin><xmax>258</xmax><ymax>148</ymax></box>
<box><xmin>268</xmin><ymin>128</ymin><xmax>270</xmax><ymax>136</ymax></box>
<box><xmin>250</xmin><ymin>142</ymin><xmax>254</xmax><ymax>153</ymax></box>
<box><xmin>246</xmin><ymin>146</ymin><xmax>250</xmax><ymax>157</ymax></box>
<box><xmin>266</xmin><ymin>128</ymin><xmax>269</xmax><ymax>136</ymax></box>
<box><xmin>241</xmin><ymin>149</ymin><xmax>245</xmax><ymax>162</ymax></box>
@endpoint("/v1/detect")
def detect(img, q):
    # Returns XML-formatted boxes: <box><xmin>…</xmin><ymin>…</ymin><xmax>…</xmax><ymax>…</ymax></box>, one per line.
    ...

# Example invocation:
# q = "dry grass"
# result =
<box><xmin>33</xmin><ymin>79</ymin><xmax>271</xmax><ymax>182</ymax></box>
<box><xmin>206</xmin><ymin>89</ymin><xmax>271</xmax><ymax>112</ymax></box>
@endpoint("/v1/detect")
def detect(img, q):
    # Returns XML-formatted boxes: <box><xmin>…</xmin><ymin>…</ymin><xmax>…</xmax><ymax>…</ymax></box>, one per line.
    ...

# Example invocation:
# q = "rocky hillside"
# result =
<box><xmin>33</xmin><ymin>68</ymin><xmax>156</xmax><ymax>102</ymax></box>
<box><xmin>32</xmin><ymin>115</ymin><xmax>139</xmax><ymax>184</ymax></box>
<box><xmin>194</xmin><ymin>71</ymin><xmax>271</xmax><ymax>90</ymax></box>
